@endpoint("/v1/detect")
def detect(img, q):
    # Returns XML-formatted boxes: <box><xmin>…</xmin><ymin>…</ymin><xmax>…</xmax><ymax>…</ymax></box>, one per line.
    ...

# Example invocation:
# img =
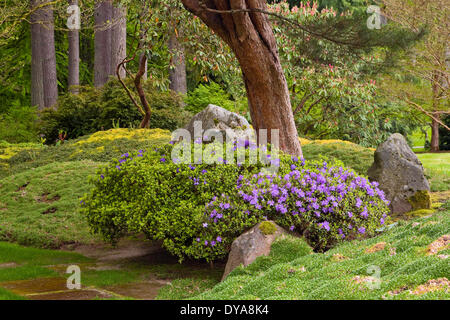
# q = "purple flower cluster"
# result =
<box><xmin>234</xmin><ymin>163</ymin><xmax>389</xmax><ymax>241</ymax></box>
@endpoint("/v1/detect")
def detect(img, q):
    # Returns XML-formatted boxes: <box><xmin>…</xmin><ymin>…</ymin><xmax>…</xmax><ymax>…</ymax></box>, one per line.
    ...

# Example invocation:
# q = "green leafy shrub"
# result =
<box><xmin>0</xmin><ymin>106</ymin><xmax>39</xmax><ymax>143</ymax></box>
<box><xmin>82</xmin><ymin>140</ymin><xmax>390</xmax><ymax>262</ymax></box>
<box><xmin>185</xmin><ymin>81</ymin><xmax>248</xmax><ymax>115</ymax></box>
<box><xmin>39</xmin><ymin>79</ymin><xmax>192</xmax><ymax>144</ymax></box>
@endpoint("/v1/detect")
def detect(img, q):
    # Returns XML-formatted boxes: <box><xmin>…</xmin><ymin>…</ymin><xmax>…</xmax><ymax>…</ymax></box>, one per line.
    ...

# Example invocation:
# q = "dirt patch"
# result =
<box><xmin>352</xmin><ymin>276</ymin><xmax>378</xmax><ymax>285</ymax></box>
<box><xmin>426</xmin><ymin>234</ymin><xmax>450</xmax><ymax>255</ymax></box>
<box><xmin>388</xmin><ymin>286</ymin><xmax>408</xmax><ymax>296</ymax></box>
<box><xmin>42</xmin><ymin>207</ymin><xmax>57</xmax><ymax>215</ymax></box>
<box><xmin>410</xmin><ymin>278</ymin><xmax>449</xmax><ymax>295</ymax></box>
<box><xmin>106</xmin><ymin>280</ymin><xmax>171</xmax><ymax>300</ymax></box>
<box><xmin>331</xmin><ymin>254</ymin><xmax>348</xmax><ymax>262</ymax></box>
<box><xmin>35</xmin><ymin>193</ymin><xmax>61</xmax><ymax>203</ymax></box>
<box><xmin>15</xmin><ymin>182</ymin><xmax>29</xmax><ymax>192</ymax></box>
<box><xmin>365</xmin><ymin>242</ymin><xmax>386</xmax><ymax>253</ymax></box>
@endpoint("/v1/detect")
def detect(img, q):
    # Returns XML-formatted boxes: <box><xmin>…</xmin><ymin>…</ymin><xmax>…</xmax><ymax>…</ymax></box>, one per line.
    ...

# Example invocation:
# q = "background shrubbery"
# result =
<box><xmin>0</xmin><ymin>106</ymin><xmax>39</xmax><ymax>143</ymax></box>
<box><xmin>439</xmin><ymin>114</ymin><xmax>450</xmax><ymax>151</ymax></box>
<box><xmin>185</xmin><ymin>81</ymin><xmax>248</xmax><ymax>116</ymax></box>
<box><xmin>39</xmin><ymin>79</ymin><xmax>192</xmax><ymax>144</ymax></box>
<box><xmin>82</xmin><ymin>141</ymin><xmax>390</xmax><ymax>262</ymax></box>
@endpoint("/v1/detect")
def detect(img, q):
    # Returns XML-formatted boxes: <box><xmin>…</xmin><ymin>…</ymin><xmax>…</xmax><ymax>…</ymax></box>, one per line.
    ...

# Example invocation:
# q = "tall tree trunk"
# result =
<box><xmin>181</xmin><ymin>0</ymin><xmax>302</xmax><ymax>156</ymax></box>
<box><xmin>68</xmin><ymin>0</ymin><xmax>80</xmax><ymax>94</ymax></box>
<box><xmin>40</xmin><ymin>0</ymin><xmax>58</xmax><ymax>109</ymax></box>
<box><xmin>430</xmin><ymin>114</ymin><xmax>440</xmax><ymax>152</ymax></box>
<box><xmin>94</xmin><ymin>0</ymin><xmax>113</xmax><ymax>87</ymax></box>
<box><xmin>30</xmin><ymin>0</ymin><xmax>45</xmax><ymax>109</ymax></box>
<box><xmin>111</xmin><ymin>5</ymin><xmax>127</xmax><ymax>80</ymax></box>
<box><xmin>430</xmin><ymin>72</ymin><xmax>440</xmax><ymax>152</ymax></box>
<box><xmin>168</xmin><ymin>32</ymin><xmax>187</xmax><ymax>94</ymax></box>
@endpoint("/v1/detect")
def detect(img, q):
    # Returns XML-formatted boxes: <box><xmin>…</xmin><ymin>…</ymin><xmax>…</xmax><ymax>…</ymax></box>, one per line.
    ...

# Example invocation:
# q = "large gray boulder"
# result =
<box><xmin>368</xmin><ymin>133</ymin><xmax>431</xmax><ymax>215</ymax></box>
<box><xmin>185</xmin><ymin>104</ymin><xmax>255</xmax><ymax>142</ymax></box>
<box><xmin>222</xmin><ymin>221</ymin><xmax>287</xmax><ymax>281</ymax></box>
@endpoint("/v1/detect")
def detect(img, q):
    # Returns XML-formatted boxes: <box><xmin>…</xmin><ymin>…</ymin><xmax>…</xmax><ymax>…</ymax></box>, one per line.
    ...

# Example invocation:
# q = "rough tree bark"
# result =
<box><xmin>94</xmin><ymin>0</ymin><xmax>113</xmax><ymax>87</ymax></box>
<box><xmin>40</xmin><ymin>0</ymin><xmax>58</xmax><ymax>109</ymax></box>
<box><xmin>430</xmin><ymin>115</ymin><xmax>440</xmax><ymax>152</ymax></box>
<box><xmin>135</xmin><ymin>55</ymin><xmax>152</xmax><ymax>128</ymax></box>
<box><xmin>68</xmin><ymin>0</ymin><xmax>80</xmax><ymax>94</ymax></box>
<box><xmin>112</xmin><ymin>5</ymin><xmax>127</xmax><ymax>80</ymax></box>
<box><xmin>180</xmin><ymin>0</ymin><xmax>302</xmax><ymax>156</ymax></box>
<box><xmin>168</xmin><ymin>31</ymin><xmax>188</xmax><ymax>94</ymax></box>
<box><xmin>30</xmin><ymin>0</ymin><xmax>45</xmax><ymax>109</ymax></box>
<box><xmin>430</xmin><ymin>72</ymin><xmax>440</xmax><ymax>152</ymax></box>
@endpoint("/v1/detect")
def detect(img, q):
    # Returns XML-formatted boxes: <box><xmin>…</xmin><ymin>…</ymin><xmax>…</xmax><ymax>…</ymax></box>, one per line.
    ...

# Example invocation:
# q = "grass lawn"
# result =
<box><xmin>417</xmin><ymin>153</ymin><xmax>450</xmax><ymax>192</ymax></box>
<box><xmin>0</xmin><ymin>161</ymin><xmax>102</xmax><ymax>248</ymax></box>
<box><xmin>409</xmin><ymin>128</ymin><xmax>431</xmax><ymax>152</ymax></box>
<box><xmin>188</xmin><ymin>209</ymin><xmax>449</xmax><ymax>300</ymax></box>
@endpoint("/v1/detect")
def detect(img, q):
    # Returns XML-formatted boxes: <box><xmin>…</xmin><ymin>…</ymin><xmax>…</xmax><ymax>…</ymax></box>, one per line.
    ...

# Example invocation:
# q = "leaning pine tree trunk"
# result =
<box><xmin>181</xmin><ymin>0</ymin><xmax>302</xmax><ymax>157</ymax></box>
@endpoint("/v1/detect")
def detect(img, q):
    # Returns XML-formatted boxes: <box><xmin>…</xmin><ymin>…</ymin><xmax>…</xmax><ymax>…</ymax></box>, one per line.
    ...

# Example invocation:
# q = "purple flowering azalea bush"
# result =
<box><xmin>81</xmin><ymin>141</ymin><xmax>390</xmax><ymax>262</ymax></box>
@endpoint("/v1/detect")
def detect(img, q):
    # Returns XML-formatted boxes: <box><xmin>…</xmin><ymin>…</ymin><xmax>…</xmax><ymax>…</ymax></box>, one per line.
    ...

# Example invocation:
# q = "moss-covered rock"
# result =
<box><xmin>409</xmin><ymin>190</ymin><xmax>432</xmax><ymax>210</ymax></box>
<box><xmin>368</xmin><ymin>133</ymin><xmax>431</xmax><ymax>215</ymax></box>
<box><xmin>259</xmin><ymin>221</ymin><xmax>277</xmax><ymax>236</ymax></box>
<box><xmin>405</xmin><ymin>209</ymin><xmax>435</xmax><ymax>218</ymax></box>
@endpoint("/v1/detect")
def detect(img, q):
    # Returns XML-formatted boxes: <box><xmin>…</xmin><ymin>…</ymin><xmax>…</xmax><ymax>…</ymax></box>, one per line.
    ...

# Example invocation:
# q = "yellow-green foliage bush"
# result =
<box><xmin>0</xmin><ymin>141</ymin><xmax>43</xmax><ymax>171</ymax></box>
<box><xmin>2</xmin><ymin>129</ymin><xmax>171</xmax><ymax>177</ymax></box>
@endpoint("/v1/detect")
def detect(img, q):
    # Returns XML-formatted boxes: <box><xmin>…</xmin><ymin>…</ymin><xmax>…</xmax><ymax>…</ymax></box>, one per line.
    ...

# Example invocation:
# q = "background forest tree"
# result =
<box><xmin>0</xmin><ymin>0</ymin><xmax>448</xmax><ymax>151</ymax></box>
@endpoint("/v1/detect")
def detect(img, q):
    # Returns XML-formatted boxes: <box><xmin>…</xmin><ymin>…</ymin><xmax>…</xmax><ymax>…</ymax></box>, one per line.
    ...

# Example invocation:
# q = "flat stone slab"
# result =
<box><xmin>0</xmin><ymin>277</ymin><xmax>68</xmax><ymax>295</ymax></box>
<box><xmin>0</xmin><ymin>263</ymin><xmax>19</xmax><ymax>269</ymax></box>
<box><xmin>106</xmin><ymin>280</ymin><xmax>171</xmax><ymax>300</ymax></box>
<box><xmin>28</xmin><ymin>289</ymin><xmax>112</xmax><ymax>300</ymax></box>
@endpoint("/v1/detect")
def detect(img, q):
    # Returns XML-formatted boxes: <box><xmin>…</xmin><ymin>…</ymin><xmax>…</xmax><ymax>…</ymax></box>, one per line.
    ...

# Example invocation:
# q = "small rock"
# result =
<box><xmin>222</xmin><ymin>221</ymin><xmax>287</xmax><ymax>281</ymax></box>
